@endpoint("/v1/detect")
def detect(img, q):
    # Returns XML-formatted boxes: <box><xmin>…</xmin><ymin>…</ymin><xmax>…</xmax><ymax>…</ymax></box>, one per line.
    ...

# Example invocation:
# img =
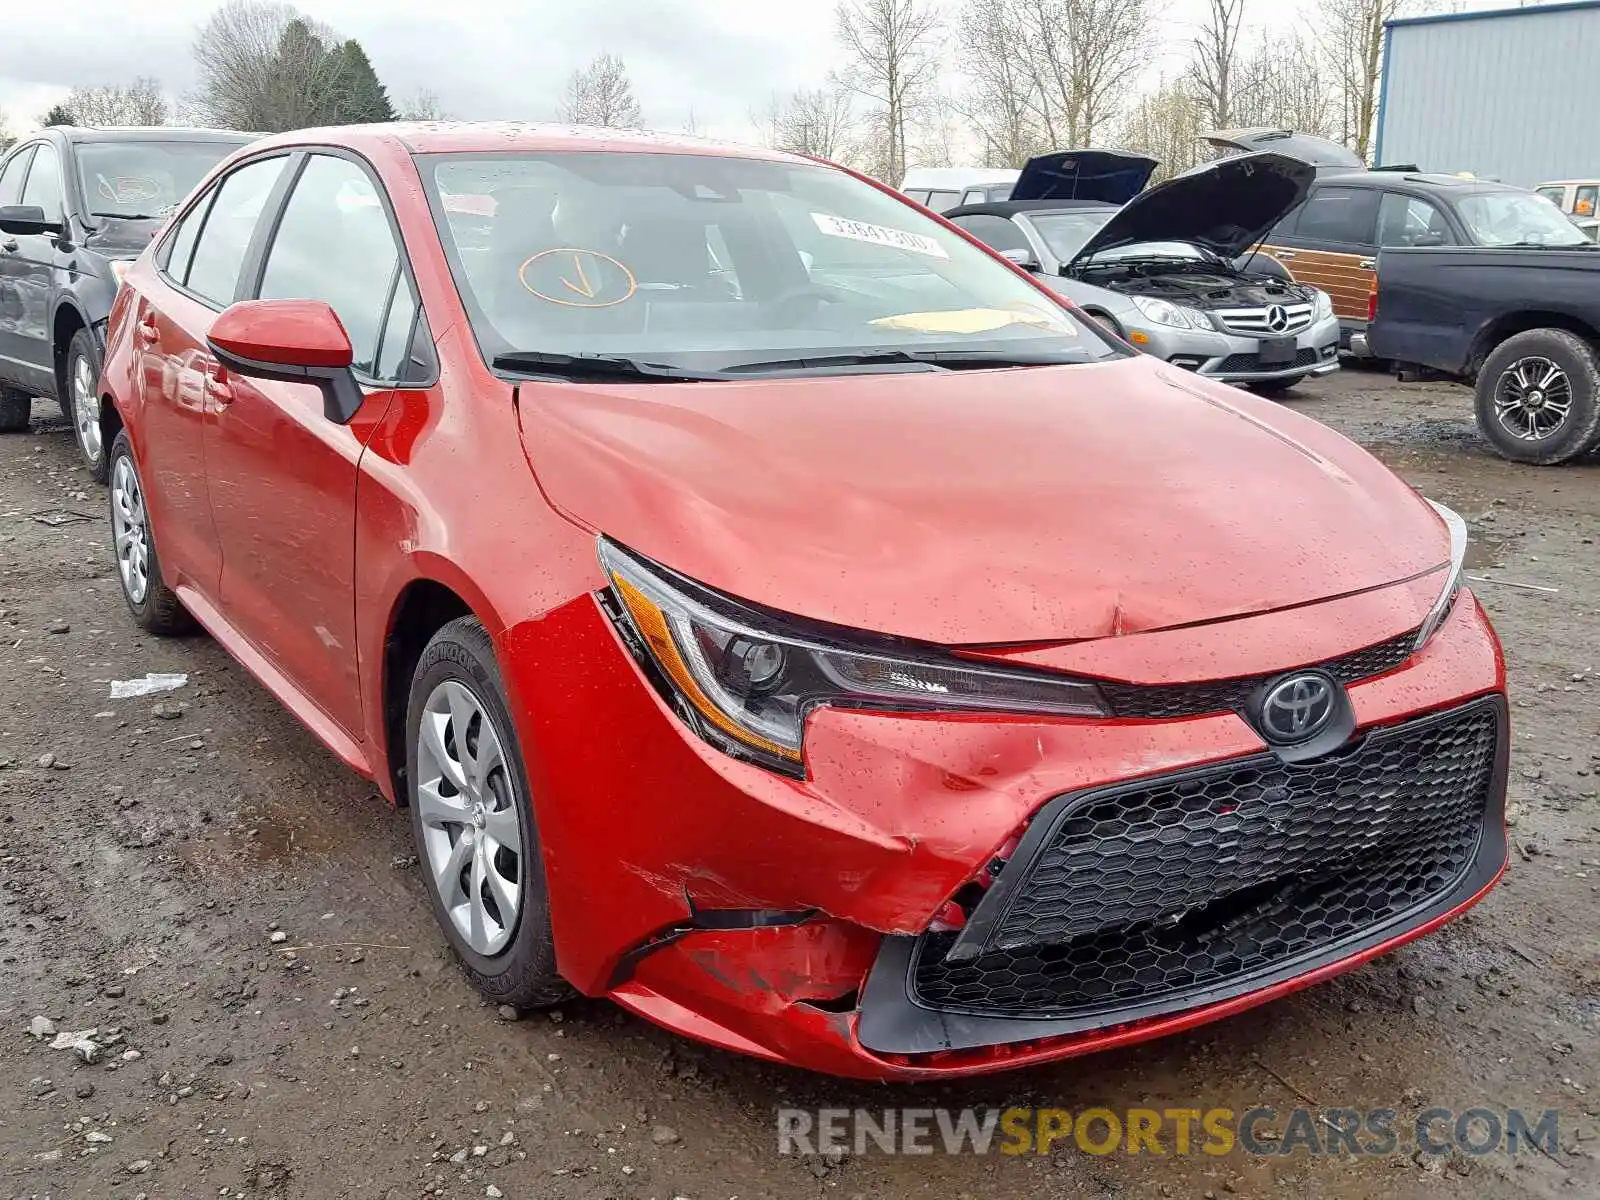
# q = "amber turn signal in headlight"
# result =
<box><xmin>598</xmin><ymin>539</ymin><xmax>1108</xmax><ymax>775</ymax></box>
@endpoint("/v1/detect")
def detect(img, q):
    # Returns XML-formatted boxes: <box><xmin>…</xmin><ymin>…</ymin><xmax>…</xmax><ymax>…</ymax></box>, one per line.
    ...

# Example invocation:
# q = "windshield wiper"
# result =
<box><xmin>89</xmin><ymin>211</ymin><xmax>161</xmax><ymax>220</ymax></box>
<box><xmin>1493</xmin><ymin>240</ymin><xmax>1597</xmax><ymax>249</ymax></box>
<box><xmin>718</xmin><ymin>348</ymin><xmax>1081</xmax><ymax>376</ymax></box>
<box><xmin>491</xmin><ymin>351</ymin><xmax>723</xmax><ymax>382</ymax></box>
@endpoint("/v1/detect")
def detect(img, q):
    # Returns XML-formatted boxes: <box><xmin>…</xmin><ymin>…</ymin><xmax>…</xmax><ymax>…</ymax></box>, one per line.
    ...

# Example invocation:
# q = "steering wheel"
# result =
<box><xmin>764</xmin><ymin>286</ymin><xmax>844</xmax><ymax>324</ymax></box>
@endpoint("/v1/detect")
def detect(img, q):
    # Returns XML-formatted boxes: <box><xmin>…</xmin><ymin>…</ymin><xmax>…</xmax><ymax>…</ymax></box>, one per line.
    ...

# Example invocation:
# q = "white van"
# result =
<box><xmin>899</xmin><ymin>168</ymin><xmax>1020</xmax><ymax>214</ymax></box>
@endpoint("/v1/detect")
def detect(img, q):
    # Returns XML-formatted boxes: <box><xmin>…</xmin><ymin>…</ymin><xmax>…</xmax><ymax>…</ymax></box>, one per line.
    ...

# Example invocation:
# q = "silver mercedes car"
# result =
<box><xmin>947</xmin><ymin>150</ymin><xmax>1340</xmax><ymax>395</ymax></box>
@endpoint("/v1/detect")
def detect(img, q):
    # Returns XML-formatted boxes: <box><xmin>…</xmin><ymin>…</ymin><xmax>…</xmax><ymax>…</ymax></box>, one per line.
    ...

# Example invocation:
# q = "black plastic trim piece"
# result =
<box><xmin>857</xmin><ymin>695</ymin><xmax>1508</xmax><ymax>1057</ymax></box>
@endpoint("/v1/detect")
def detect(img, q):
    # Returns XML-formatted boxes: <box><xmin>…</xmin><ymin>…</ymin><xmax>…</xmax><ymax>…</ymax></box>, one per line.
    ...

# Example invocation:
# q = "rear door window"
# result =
<box><xmin>1291</xmin><ymin>187</ymin><xmax>1380</xmax><ymax>248</ymax></box>
<box><xmin>925</xmin><ymin>189</ymin><xmax>960</xmax><ymax>212</ymax></box>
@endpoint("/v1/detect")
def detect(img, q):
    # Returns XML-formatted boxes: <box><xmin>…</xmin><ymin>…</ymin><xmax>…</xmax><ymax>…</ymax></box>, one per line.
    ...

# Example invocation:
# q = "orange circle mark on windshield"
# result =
<box><xmin>518</xmin><ymin>248</ymin><xmax>638</xmax><ymax>308</ymax></box>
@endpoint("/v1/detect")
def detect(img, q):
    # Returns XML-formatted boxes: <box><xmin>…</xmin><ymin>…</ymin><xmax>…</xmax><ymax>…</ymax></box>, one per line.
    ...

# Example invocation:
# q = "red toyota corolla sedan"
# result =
<box><xmin>96</xmin><ymin>123</ymin><xmax>1508</xmax><ymax>1079</ymax></box>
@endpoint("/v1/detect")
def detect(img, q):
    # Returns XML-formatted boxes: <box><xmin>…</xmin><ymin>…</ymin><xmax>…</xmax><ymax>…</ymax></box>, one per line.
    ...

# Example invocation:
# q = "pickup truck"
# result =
<box><xmin>1365</xmin><ymin>245</ymin><xmax>1600</xmax><ymax>465</ymax></box>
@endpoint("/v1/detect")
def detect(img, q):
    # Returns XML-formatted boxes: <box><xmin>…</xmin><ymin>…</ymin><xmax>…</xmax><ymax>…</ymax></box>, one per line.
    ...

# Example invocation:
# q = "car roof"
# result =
<box><xmin>55</xmin><ymin>126</ymin><xmax>256</xmax><ymax>144</ymax></box>
<box><xmin>944</xmin><ymin>198</ymin><xmax>1118</xmax><ymax>219</ymax></box>
<box><xmin>901</xmin><ymin>167</ymin><xmax>1019</xmax><ymax>189</ymax></box>
<box><xmin>1316</xmin><ymin>170</ymin><xmax>1521</xmax><ymax>194</ymax></box>
<box><xmin>245</xmin><ymin>121</ymin><xmax>808</xmax><ymax>164</ymax></box>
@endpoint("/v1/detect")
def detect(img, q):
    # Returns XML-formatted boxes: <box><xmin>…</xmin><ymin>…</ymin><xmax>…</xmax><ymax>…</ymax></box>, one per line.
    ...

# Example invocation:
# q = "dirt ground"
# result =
<box><xmin>1</xmin><ymin>367</ymin><xmax>1596</xmax><ymax>1200</ymax></box>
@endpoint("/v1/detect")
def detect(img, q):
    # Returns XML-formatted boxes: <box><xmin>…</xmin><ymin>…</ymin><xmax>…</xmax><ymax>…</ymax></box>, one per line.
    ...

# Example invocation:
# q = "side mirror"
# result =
<box><xmin>999</xmin><ymin>246</ymin><xmax>1040</xmax><ymax>271</ymax></box>
<box><xmin>206</xmin><ymin>299</ymin><xmax>364</xmax><ymax>425</ymax></box>
<box><xmin>0</xmin><ymin>204</ymin><xmax>63</xmax><ymax>237</ymax></box>
<box><xmin>1411</xmin><ymin>231</ymin><xmax>1447</xmax><ymax>247</ymax></box>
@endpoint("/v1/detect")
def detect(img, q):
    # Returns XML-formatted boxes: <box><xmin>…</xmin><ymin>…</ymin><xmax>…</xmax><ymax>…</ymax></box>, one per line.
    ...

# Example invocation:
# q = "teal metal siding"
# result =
<box><xmin>1378</xmin><ymin>4</ymin><xmax>1600</xmax><ymax>186</ymax></box>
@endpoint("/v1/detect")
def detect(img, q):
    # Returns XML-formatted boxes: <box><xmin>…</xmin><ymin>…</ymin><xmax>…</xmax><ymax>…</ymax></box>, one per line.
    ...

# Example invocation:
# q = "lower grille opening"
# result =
<box><xmin>907</xmin><ymin>700</ymin><xmax>1499</xmax><ymax>1022</ymax></box>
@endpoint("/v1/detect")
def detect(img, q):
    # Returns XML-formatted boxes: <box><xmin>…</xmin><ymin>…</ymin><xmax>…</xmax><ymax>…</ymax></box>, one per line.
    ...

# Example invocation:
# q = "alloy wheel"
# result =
<box><xmin>72</xmin><ymin>353</ymin><xmax>102</xmax><ymax>465</ymax></box>
<box><xmin>1493</xmin><ymin>356</ymin><xmax>1573</xmax><ymax>441</ymax></box>
<box><xmin>110</xmin><ymin>456</ymin><xmax>150</xmax><ymax>604</ymax></box>
<box><xmin>415</xmin><ymin>680</ymin><xmax>523</xmax><ymax>957</ymax></box>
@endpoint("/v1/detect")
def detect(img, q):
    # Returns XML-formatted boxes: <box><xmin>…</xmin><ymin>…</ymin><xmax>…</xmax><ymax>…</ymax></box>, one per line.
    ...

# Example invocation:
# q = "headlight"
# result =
<box><xmin>599</xmin><ymin>539</ymin><xmax>1108</xmax><ymax>775</ymax></box>
<box><xmin>1131</xmin><ymin>296</ymin><xmax>1206</xmax><ymax>330</ymax></box>
<box><xmin>1414</xmin><ymin>500</ymin><xmax>1468</xmax><ymax>650</ymax></box>
<box><xmin>108</xmin><ymin>259</ymin><xmax>133</xmax><ymax>284</ymax></box>
<box><xmin>1313</xmin><ymin>289</ymin><xmax>1335</xmax><ymax>321</ymax></box>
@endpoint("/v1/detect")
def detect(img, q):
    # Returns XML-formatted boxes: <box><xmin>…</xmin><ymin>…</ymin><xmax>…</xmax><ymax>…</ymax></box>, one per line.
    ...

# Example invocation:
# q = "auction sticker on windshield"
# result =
<box><xmin>812</xmin><ymin>213</ymin><xmax>950</xmax><ymax>259</ymax></box>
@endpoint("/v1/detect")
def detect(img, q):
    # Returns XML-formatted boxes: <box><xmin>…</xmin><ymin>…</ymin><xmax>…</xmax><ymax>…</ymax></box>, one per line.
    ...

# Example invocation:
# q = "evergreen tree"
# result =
<box><xmin>41</xmin><ymin>103</ymin><xmax>76</xmax><ymax>127</ymax></box>
<box><xmin>335</xmin><ymin>40</ymin><xmax>395</xmax><ymax>123</ymax></box>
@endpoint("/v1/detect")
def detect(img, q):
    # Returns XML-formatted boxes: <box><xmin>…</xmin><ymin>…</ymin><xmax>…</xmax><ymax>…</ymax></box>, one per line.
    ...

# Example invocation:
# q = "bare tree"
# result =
<box><xmin>1233</xmin><ymin>30</ymin><xmax>1339</xmax><ymax>140</ymax></box>
<box><xmin>770</xmin><ymin>86</ymin><xmax>856</xmax><ymax>160</ymax></box>
<box><xmin>61</xmin><ymin>78</ymin><xmax>170</xmax><ymax>127</ymax></box>
<box><xmin>1317</xmin><ymin>0</ymin><xmax>1412</xmax><ymax>160</ymax></box>
<box><xmin>1013</xmin><ymin>0</ymin><xmax>1152</xmax><ymax>147</ymax></box>
<box><xmin>1187</xmin><ymin>0</ymin><xmax>1248</xmax><ymax>130</ymax></box>
<box><xmin>399</xmin><ymin>88</ymin><xmax>449</xmax><ymax>121</ymax></box>
<box><xmin>558</xmin><ymin>53</ymin><xmax>643</xmax><ymax>127</ymax></box>
<box><xmin>955</xmin><ymin>0</ymin><xmax>1046</xmax><ymax>167</ymax></box>
<box><xmin>1115</xmin><ymin>78</ymin><xmax>1202</xmax><ymax>182</ymax></box>
<box><xmin>190</xmin><ymin>0</ymin><xmax>370</xmax><ymax>132</ymax></box>
<box><xmin>0</xmin><ymin>109</ymin><xmax>15</xmax><ymax>153</ymax></box>
<box><xmin>681</xmin><ymin>107</ymin><xmax>704</xmax><ymax>137</ymax></box>
<box><xmin>834</xmin><ymin>0</ymin><xmax>943</xmax><ymax>181</ymax></box>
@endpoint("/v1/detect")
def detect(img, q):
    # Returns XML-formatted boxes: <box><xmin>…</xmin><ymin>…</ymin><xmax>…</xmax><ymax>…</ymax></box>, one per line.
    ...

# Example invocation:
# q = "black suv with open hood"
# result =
<box><xmin>0</xmin><ymin>126</ymin><xmax>254</xmax><ymax>479</ymax></box>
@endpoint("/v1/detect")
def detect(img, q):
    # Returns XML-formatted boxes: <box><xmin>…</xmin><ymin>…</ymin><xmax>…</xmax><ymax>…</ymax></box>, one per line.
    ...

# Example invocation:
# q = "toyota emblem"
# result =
<box><xmin>1258</xmin><ymin>672</ymin><xmax>1337</xmax><ymax>744</ymax></box>
<box><xmin>1265</xmin><ymin>305</ymin><xmax>1290</xmax><ymax>333</ymax></box>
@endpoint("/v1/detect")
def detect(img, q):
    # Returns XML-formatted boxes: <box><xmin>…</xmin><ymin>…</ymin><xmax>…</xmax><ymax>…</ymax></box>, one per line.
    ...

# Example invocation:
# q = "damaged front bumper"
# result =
<box><xmin>501</xmin><ymin>586</ymin><xmax>1507</xmax><ymax>1080</ymax></box>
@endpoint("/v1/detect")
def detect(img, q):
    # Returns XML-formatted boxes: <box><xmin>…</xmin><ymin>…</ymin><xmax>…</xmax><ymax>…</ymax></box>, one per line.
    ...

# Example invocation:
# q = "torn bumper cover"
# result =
<box><xmin>504</xmin><ymin>589</ymin><xmax>1507</xmax><ymax>1080</ymax></box>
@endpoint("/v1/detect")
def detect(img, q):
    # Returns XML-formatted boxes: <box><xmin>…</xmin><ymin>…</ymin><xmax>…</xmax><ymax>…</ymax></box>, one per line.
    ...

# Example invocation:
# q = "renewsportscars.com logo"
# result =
<box><xmin>776</xmin><ymin>1106</ymin><xmax>1560</xmax><ymax>1158</ymax></box>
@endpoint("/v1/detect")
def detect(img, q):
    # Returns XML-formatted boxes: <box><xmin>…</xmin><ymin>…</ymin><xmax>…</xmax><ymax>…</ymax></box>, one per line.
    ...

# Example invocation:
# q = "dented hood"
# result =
<box><xmin>518</xmin><ymin>356</ymin><xmax>1449</xmax><ymax>646</ymax></box>
<box><xmin>1071</xmin><ymin>151</ymin><xmax>1315</xmax><ymax>265</ymax></box>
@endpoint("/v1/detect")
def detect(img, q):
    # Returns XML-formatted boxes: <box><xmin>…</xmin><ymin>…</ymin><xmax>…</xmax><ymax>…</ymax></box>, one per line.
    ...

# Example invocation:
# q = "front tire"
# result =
<box><xmin>67</xmin><ymin>329</ymin><xmax>109</xmax><ymax>483</ymax></box>
<box><xmin>0</xmin><ymin>386</ymin><xmax>31</xmax><ymax>433</ymax></box>
<box><xmin>1475</xmin><ymin>329</ymin><xmax>1600</xmax><ymax>465</ymax></box>
<box><xmin>406</xmin><ymin>617</ymin><xmax>571</xmax><ymax>1010</ymax></box>
<box><xmin>108</xmin><ymin>430</ymin><xmax>194</xmax><ymax>635</ymax></box>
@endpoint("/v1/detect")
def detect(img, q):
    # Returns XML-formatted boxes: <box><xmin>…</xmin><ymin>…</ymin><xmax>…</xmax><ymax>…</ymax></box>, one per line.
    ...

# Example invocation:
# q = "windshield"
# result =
<box><xmin>77</xmin><ymin>140</ymin><xmax>248</xmax><ymax>220</ymax></box>
<box><xmin>1458</xmin><ymin>191</ymin><xmax>1591</xmax><ymax>247</ymax></box>
<box><xmin>1028</xmin><ymin>209</ymin><xmax>1206</xmax><ymax>265</ymax></box>
<box><xmin>418</xmin><ymin>151</ymin><xmax>1123</xmax><ymax>374</ymax></box>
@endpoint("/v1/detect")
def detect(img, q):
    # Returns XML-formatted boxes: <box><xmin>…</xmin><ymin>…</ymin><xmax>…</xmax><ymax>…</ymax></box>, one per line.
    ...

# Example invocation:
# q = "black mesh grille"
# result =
<box><xmin>1215</xmin><ymin>347</ymin><xmax>1324</xmax><ymax>373</ymax></box>
<box><xmin>1099</xmin><ymin>632</ymin><xmax>1416</xmax><ymax>720</ymax></box>
<box><xmin>912</xmin><ymin>702</ymin><xmax>1499</xmax><ymax>1020</ymax></box>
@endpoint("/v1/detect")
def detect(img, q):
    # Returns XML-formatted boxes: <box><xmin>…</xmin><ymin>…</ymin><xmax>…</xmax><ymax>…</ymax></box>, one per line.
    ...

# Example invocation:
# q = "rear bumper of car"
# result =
<box><xmin>506</xmin><ymin>589</ymin><xmax>1507</xmax><ymax>1080</ymax></box>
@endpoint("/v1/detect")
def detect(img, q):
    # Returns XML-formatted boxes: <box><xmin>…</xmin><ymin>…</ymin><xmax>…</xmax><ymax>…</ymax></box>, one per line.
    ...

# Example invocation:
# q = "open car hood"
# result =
<box><xmin>1011</xmin><ymin>149</ymin><xmax>1159</xmax><ymax>205</ymax></box>
<box><xmin>1201</xmin><ymin>128</ymin><xmax>1366</xmax><ymax>172</ymax></box>
<box><xmin>1069</xmin><ymin>151</ymin><xmax>1315</xmax><ymax>265</ymax></box>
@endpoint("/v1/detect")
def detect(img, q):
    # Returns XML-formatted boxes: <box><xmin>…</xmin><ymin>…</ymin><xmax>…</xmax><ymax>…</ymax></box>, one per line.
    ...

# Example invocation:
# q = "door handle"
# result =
<box><xmin>204</xmin><ymin>364</ymin><xmax>233</xmax><ymax>406</ymax></box>
<box><xmin>1</xmin><ymin>239</ymin><xmax>17</xmax><ymax>253</ymax></box>
<box><xmin>135</xmin><ymin>314</ymin><xmax>160</xmax><ymax>346</ymax></box>
<box><xmin>1359</xmin><ymin>258</ymin><xmax>1377</xmax><ymax>270</ymax></box>
<box><xmin>1273</xmin><ymin>249</ymin><xmax>1296</xmax><ymax>260</ymax></box>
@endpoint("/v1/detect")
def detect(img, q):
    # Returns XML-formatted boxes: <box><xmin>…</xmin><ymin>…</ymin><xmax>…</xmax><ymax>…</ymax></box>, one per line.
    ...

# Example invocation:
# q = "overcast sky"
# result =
<box><xmin>0</xmin><ymin>0</ymin><xmax>1524</xmax><ymax>143</ymax></box>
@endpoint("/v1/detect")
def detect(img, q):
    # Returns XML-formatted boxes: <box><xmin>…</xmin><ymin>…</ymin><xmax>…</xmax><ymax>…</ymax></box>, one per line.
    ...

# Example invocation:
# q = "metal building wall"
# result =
<box><xmin>1377</xmin><ymin>1</ymin><xmax>1600</xmax><ymax>186</ymax></box>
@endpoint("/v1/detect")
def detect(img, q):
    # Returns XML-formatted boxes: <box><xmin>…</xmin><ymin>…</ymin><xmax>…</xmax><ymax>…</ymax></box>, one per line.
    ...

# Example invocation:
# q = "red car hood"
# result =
<box><xmin>518</xmin><ymin>356</ymin><xmax>1449</xmax><ymax>645</ymax></box>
